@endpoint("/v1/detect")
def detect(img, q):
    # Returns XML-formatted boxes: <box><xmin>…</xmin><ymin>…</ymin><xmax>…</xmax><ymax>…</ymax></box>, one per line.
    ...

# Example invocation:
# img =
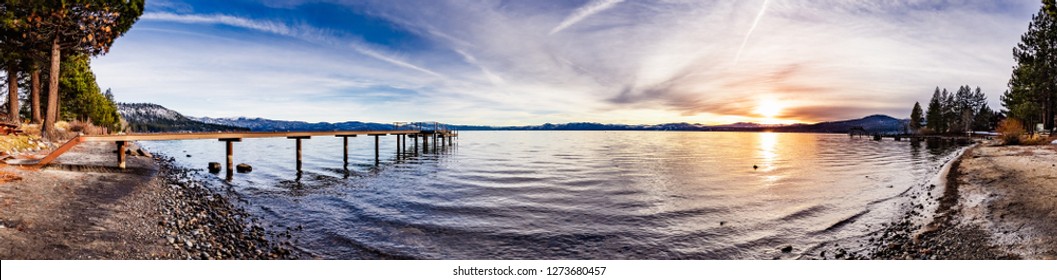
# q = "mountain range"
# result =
<box><xmin>118</xmin><ymin>103</ymin><xmax>908</xmax><ymax>134</ymax></box>
<box><xmin>117</xmin><ymin>103</ymin><xmax>249</xmax><ymax>132</ymax></box>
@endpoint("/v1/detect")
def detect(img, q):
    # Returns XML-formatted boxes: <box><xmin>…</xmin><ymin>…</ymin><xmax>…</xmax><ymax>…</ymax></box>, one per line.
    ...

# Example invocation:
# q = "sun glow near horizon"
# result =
<box><xmin>752</xmin><ymin>97</ymin><xmax>791</xmax><ymax>125</ymax></box>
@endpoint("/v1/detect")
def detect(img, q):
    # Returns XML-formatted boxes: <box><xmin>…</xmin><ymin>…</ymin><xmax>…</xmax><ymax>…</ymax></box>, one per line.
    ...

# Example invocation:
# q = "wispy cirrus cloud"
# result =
<box><xmin>140</xmin><ymin>12</ymin><xmax>442</xmax><ymax>78</ymax></box>
<box><xmin>549</xmin><ymin>0</ymin><xmax>626</xmax><ymax>35</ymax></box>
<box><xmin>93</xmin><ymin>0</ymin><xmax>1042</xmax><ymax>125</ymax></box>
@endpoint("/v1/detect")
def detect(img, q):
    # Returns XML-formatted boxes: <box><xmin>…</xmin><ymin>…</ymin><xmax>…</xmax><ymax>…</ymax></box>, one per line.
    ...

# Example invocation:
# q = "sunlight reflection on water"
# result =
<box><xmin>144</xmin><ymin>131</ymin><xmax>963</xmax><ymax>259</ymax></box>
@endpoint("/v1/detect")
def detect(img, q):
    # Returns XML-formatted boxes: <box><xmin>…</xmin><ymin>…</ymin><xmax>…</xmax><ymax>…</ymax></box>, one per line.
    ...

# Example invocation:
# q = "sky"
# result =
<box><xmin>92</xmin><ymin>0</ymin><xmax>1043</xmax><ymax>125</ymax></box>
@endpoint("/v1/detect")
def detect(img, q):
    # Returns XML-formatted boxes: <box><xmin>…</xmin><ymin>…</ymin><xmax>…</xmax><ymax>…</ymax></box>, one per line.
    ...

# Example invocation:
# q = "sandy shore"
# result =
<box><xmin>862</xmin><ymin>142</ymin><xmax>1057</xmax><ymax>259</ymax></box>
<box><xmin>0</xmin><ymin>141</ymin><xmax>295</xmax><ymax>259</ymax></box>
<box><xmin>0</xmin><ymin>142</ymin><xmax>172</xmax><ymax>259</ymax></box>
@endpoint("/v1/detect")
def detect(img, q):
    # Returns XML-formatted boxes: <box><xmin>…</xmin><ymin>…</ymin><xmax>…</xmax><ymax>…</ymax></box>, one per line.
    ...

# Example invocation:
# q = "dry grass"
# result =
<box><xmin>66</xmin><ymin>120</ymin><xmax>109</xmax><ymax>135</ymax></box>
<box><xmin>1019</xmin><ymin>134</ymin><xmax>1052</xmax><ymax>145</ymax></box>
<box><xmin>0</xmin><ymin>134</ymin><xmax>47</xmax><ymax>154</ymax></box>
<box><xmin>997</xmin><ymin>119</ymin><xmax>1026</xmax><ymax>145</ymax></box>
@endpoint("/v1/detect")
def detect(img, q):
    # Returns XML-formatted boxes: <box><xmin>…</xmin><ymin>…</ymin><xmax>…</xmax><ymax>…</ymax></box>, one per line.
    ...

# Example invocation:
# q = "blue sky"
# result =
<box><xmin>92</xmin><ymin>0</ymin><xmax>1041</xmax><ymax>125</ymax></box>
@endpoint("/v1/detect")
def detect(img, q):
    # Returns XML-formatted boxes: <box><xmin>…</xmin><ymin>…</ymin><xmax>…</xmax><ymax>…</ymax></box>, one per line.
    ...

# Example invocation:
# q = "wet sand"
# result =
<box><xmin>863</xmin><ymin>143</ymin><xmax>1057</xmax><ymax>259</ymax></box>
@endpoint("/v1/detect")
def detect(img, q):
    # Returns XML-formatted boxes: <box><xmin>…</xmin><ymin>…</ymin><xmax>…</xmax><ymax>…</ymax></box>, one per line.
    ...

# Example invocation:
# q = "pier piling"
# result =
<box><xmin>287</xmin><ymin>136</ymin><xmax>310</xmax><ymax>173</ymax></box>
<box><xmin>335</xmin><ymin>135</ymin><xmax>356</xmax><ymax>167</ymax></box>
<box><xmin>219</xmin><ymin>138</ymin><xmax>241</xmax><ymax>177</ymax></box>
<box><xmin>369</xmin><ymin>134</ymin><xmax>385</xmax><ymax>165</ymax></box>
<box><xmin>422</xmin><ymin>133</ymin><xmax>429</xmax><ymax>153</ymax></box>
<box><xmin>31</xmin><ymin>129</ymin><xmax>457</xmax><ymax>171</ymax></box>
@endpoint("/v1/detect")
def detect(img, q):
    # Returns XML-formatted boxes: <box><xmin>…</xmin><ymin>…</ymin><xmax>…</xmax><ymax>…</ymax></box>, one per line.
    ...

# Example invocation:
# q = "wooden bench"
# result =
<box><xmin>0</xmin><ymin>122</ymin><xmax>22</xmax><ymax>135</ymax></box>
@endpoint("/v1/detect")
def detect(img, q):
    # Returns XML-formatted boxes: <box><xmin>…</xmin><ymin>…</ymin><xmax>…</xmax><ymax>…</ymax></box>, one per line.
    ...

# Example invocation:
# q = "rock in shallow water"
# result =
<box><xmin>236</xmin><ymin>163</ymin><xmax>252</xmax><ymax>173</ymax></box>
<box><xmin>207</xmin><ymin>162</ymin><xmax>221</xmax><ymax>173</ymax></box>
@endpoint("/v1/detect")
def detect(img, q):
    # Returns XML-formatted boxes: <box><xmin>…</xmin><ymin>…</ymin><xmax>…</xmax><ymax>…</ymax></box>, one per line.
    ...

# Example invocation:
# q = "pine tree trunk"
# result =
<box><xmin>6</xmin><ymin>64</ymin><xmax>18</xmax><ymax>123</ymax></box>
<box><xmin>30</xmin><ymin>68</ymin><xmax>41</xmax><ymax>124</ymax></box>
<box><xmin>1047</xmin><ymin>93</ymin><xmax>1054</xmax><ymax>132</ymax></box>
<box><xmin>44</xmin><ymin>38</ymin><xmax>61</xmax><ymax>138</ymax></box>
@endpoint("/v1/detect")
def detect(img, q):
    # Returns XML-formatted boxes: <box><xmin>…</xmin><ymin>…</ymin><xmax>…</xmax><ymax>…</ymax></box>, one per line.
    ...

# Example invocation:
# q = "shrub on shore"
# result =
<box><xmin>997</xmin><ymin>119</ymin><xmax>1025</xmax><ymax>145</ymax></box>
<box><xmin>0</xmin><ymin>134</ymin><xmax>48</xmax><ymax>155</ymax></box>
<box><xmin>1019</xmin><ymin>134</ymin><xmax>1052</xmax><ymax>145</ymax></box>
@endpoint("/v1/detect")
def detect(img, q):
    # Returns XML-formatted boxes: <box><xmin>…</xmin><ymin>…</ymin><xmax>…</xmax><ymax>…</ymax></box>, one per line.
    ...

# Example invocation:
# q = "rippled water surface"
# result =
<box><xmin>143</xmin><ymin>131</ymin><xmax>963</xmax><ymax>259</ymax></box>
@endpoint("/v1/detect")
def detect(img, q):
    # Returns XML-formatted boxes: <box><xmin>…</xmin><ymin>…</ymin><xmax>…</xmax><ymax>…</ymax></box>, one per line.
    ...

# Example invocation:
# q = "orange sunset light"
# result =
<box><xmin>753</xmin><ymin>97</ymin><xmax>789</xmax><ymax>124</ymax></box>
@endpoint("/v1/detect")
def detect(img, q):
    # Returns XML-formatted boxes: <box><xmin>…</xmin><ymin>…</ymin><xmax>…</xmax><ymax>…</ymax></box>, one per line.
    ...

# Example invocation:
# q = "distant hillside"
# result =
<box><xmin>771</xmin><ymin>114</ymin><xmax>907</xmax><ymax>133</ymax></box>
<box><xmin>192</xmin><ymin>117</ymin><xmax>395</xmax><ymax>131</ymax></box>
<box><xmin>453</xmin><ymin>115</ymin><xmax>907</xmax><ymax>133</ymax></box>
<box><xmin>117</xmin><ymin>103</ymin><xmax>249</xmax><ymax>133</ymax></box>
<box><xmin>179</xmin><ymin>113</ymin><xmax>907</xmax><ymax>134</ymax></box>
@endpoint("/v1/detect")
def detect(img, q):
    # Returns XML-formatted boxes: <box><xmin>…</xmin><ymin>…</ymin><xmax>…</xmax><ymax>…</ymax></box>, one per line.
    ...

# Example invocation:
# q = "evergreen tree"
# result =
<box><xmin>12</xmin><ymin>0</ymin><xmax>143</xmax><ymax>137</ymax></box>
<box><xmin>926</xmin><ymin>87</ymin><xmax>943</xmax><ymax>132</ymax></box>
<box><xmin>910</xmin><ymin>102</ymin><xmax>923</xmax><ymax>131</ymax></box>
<box><xmin>974</xmin><ymin>104</ymin><xmax>996</xmax><ymax>131</ymax></box>
<box><xmin>1003</xmin><ymin>0</ymin><xmax>1057</xmax><ymax>132</ymax></box>
<box><xmin>942</xmin><ymin>88</ymin><xmax>955</xmax><ymax>133</ymax></box>
<box><xmin>57</xmin><ymin>54</ymin><xmax>119</xmax><ymax>131</ymax></box>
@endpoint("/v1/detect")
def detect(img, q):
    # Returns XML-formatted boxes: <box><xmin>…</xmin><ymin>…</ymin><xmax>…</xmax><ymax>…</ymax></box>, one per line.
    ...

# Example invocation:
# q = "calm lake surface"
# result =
<box><xmin>143</xmin><ymin>131</ymin><xmax>964</xmax><ymax>259</ymax></box>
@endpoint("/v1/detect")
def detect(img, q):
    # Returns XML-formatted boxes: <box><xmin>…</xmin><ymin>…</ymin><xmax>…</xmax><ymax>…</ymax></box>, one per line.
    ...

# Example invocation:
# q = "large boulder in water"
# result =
<box><xmin>236</xmin><ymin>163</ymin><xmax>252</xmax><ymax>173</ymax></box>
<box><xmin>207</xmin><ymin>162</ymin><xmax>221</xmax><ymax>173</ymax></box>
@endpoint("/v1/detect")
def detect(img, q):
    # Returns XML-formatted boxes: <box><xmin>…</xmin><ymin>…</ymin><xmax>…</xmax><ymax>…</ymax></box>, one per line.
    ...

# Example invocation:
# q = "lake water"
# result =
<box><xmin>142</xmin><ymin>131</ymin><xmax>964</xmax><ymax>259</ymax></box>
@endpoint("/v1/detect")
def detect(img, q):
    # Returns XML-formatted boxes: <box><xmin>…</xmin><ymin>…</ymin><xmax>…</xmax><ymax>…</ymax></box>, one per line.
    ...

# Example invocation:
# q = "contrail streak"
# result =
<box><xmin>549</xmin><ymin>0</ymin><xmax>625</xmax><ymax>35</ymax></box>
<box><xmin>733</xmin><ymin>0</ymin><xmax>770</xmax><ymax>65</ymax></box>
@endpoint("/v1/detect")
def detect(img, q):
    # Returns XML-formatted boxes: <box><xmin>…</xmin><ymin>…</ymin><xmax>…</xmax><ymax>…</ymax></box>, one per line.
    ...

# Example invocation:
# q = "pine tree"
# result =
<box><xmin>57</xmin><ymin>54</ymin><xmax>119</xmax><ymax>131</ymax></box>
<box><xmin>910</xmin><ymin>102</ymin><xmax>923</xmax><ymax>131</ymax></box>
<box><xmin>1003</xmin><ymin>0</ymin><xmax>1057</xmax><ymax>132</ymax></box>
<box><xmin>942</xmin><ymin>88</ymin><xmax>955</xmax><ymax>133</ymax></box>
<box><xmin>13</xmin><ymin>0</ymin><xmax>143</xmax><ymax>137</ymax></box>
<box><xmin>926</xmin><ymin>87</ymin><xmax>943</xmax><ymax>133</ymax></box>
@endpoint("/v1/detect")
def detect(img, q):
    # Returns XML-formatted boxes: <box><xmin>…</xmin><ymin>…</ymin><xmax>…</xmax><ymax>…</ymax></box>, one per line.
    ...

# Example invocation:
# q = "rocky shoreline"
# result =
<box><xmin>154</xmin><ymin>156</ymin><xmax>298</xmax><ymax>259</ymax></box>
<box><xmin>813</xmin><ymin>142</ymin><xmax>1057</xmax><ymax>260</ymax></box>
<box><xmin>858</xmin><ymin>145</ymin><xmax>1020</xmax><ymax>260</ymax></box>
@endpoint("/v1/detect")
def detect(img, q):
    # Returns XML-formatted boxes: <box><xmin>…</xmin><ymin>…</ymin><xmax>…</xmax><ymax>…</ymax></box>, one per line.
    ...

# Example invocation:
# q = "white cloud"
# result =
<box><xmin>96</xmin><ymin>1</ymin><xmax>1042</xmax><ymax>125</ymax></box>
<box><xmin>141</xmin><ymin>12</ymin><xmax>443</xmax><ymax>78</ymax></box>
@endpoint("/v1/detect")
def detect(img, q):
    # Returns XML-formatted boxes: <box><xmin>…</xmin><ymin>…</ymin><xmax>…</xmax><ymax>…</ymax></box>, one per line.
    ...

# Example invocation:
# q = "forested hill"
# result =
<box><xmin>453</xmin><ymin>115</ymin><xmax>908</xmax><ymax>133</ymax></box>
<box><xmin>117</xmin><ymin>103</ymin><xmax>248</xmax><ymax>133</ymax></box>
<box><xmin>192</xmin><ymin>117</ymin><xmax>396</xmax><ymax>131</ymax></box>
<box><xmin>127</xmin><ymin>102</ymin><xmax>907</xmax><ymax>134</ymax></box>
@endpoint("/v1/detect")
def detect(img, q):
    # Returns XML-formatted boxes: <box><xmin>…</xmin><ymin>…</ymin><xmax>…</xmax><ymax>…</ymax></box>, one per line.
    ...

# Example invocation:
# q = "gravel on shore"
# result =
<box><xmin>816</xmin><ymin>142</ymin><xmax>1057</xmax><ymax>260</ymax></box>
<box><xmin>0</xmin><ymin>141</ymin><xmax>297</xmax><ymax>259</ymax></box>
<box><xmin>155</xmin><ymin>156</ymin><xmax>297</xmax><ymax>259</ymax></box>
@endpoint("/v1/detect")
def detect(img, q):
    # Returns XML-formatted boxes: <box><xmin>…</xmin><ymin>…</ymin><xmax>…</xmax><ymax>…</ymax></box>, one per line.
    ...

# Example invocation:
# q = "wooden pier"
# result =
<box><xmin>27</xmin><ymin>128</ymin><xmax>458</xmax><ymax>176</ymax></box>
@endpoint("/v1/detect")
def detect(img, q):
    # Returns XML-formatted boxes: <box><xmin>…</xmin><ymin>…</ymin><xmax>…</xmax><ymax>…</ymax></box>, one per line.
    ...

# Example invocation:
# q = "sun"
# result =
<box><xmin>753</xmin><ymin>98</ymin><xmax>783</xmax><ymax>121</ymax></box>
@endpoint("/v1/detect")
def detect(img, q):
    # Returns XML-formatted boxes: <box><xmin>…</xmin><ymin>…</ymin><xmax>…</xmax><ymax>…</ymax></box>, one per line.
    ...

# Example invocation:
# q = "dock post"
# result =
<box><xmin>335</xmin><ymin>135</ymin><xmax>356</xmax><ymax>167</ymax></box>
<box><xmin>422</xmin><ymin>133</ymin><xmax>429</xmax><ymax>153</ymax></box>
<box><xmin>396</xmin><ymin>134</ymin><xmax>401</xmax><ymax>160</ymax></box>
<box><xmin>219</xmin><ymin>138</ymin><xmax>241</xmax><ymax>177</ymax></box>
<box><xmin>287</xmin><ymin>136</ymin><xmax>311</xmax><ymax>173</ymax></box>
<box><xmin>413</xmin><ymin>134</ymin><xmax>419</xmax><ymax>155</ymax></box>
<box><xmin>116</xmin><ymin>141</ymin><xmax>127</xmax><ymax>169</ymax></box>
<box><xmin>368</xmin><ymin>134</ymin><xmax>384</xmax><ymax>165</ymax></box>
